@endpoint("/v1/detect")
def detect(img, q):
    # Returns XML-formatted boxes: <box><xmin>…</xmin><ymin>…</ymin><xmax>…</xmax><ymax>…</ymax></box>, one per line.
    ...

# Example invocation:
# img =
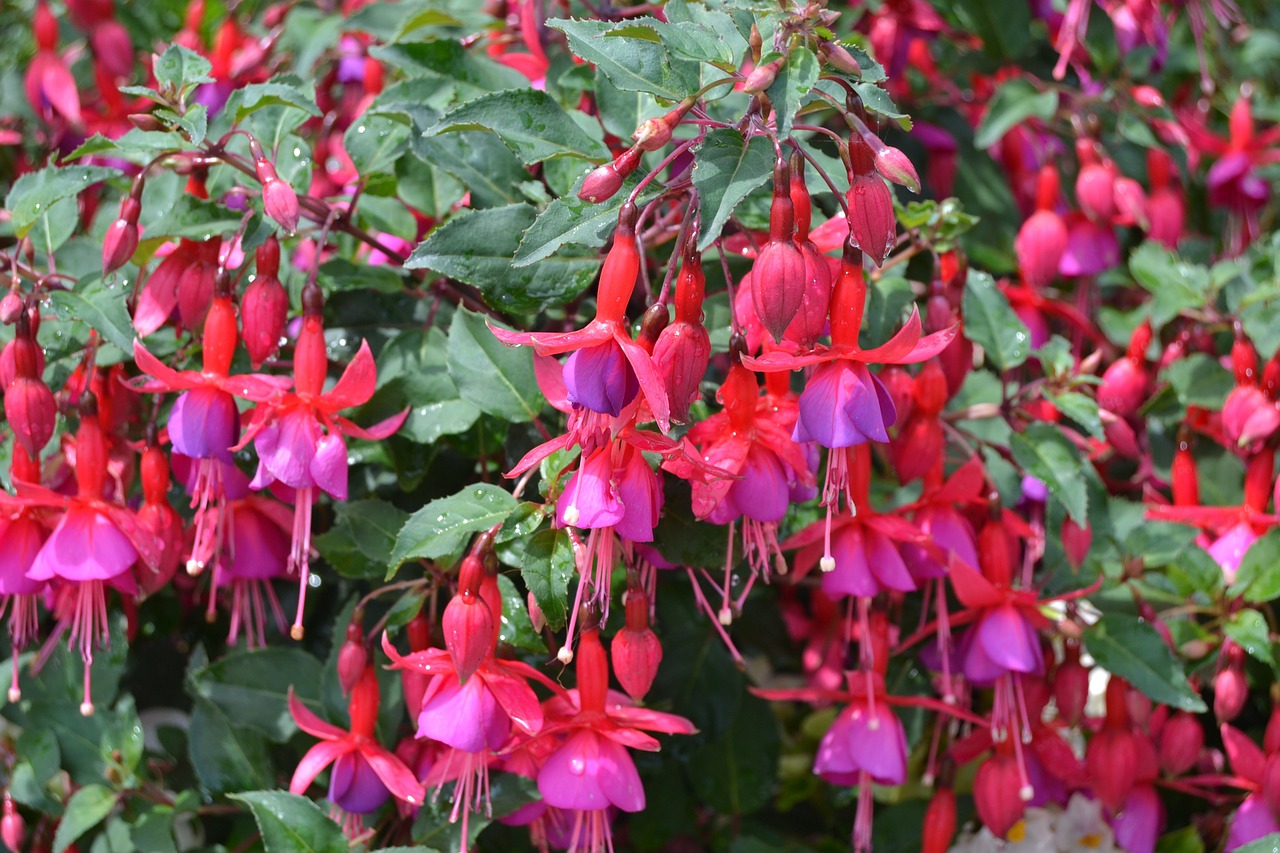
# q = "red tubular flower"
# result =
<box><xmin>785</xmin><ymin>152</ymin><xmax>834</xmax><ymax>348</ymax></box>
<box><xmin>240</xmin><ymin>236</ymin><xmax>289</xmax><ymax>367</ymax></box>
<box><xmin>1015</xmin><ymin>166</ymin><xmax>1068</xmax><ymax>286</ymax></box>
<box><xmin>845</xmin><ymin>141</ymin><xmax>897</xmax><ymax>267</ymax></box>
<box><xmin>288</xmin><ymin>667</ymin><xmax>425</xmax><ymax>820</ymax></box>
<box><xmin>133</xmin><ymin>238</ymin><xmax>222</xmax><ymax>337</ymax></box>
<box><xmin>4</xmin><ymin>311</ymin><xmax>56</xmax><ymax>459</ymax></box>
<box><xmin>611</xmin><ymin>589</ymin><xmax>662</xmax><ymax>703</ymax></box>
<box><xmin>651</xmin><ymin>241</ymin><xmax>710</xmax><ymax>423</ymax></box>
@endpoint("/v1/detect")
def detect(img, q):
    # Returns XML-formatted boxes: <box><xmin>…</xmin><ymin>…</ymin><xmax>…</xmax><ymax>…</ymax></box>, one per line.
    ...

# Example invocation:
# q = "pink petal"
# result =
<box><xmin>417</xmin><ymin>676</ymin><xmax>509</xmax><ymax>753</ymax></box>
<box><xmin>289</xmin><ymin>739</ymin><xmax>350</xmax><ymax>795</ymax></box>
<box><xmin>607</xmin><ymin>705</ymin><xmax>698</xmax><ymax>736</ymax></box>
<box><xmin>947</xmin><ymin>556</ymin><xmax>1002</xmax><ymax>609</ymax></box>
<box><xmin>866</xmin><ymin>530</ymin><xmax>916</xmax><ymax>592</ymax></box>
<box><xmin>539</xmin><ymin>730</ymin><xmax>610</xmax><ymax>811</ymax></box>
<box><xmin>595</xmin><ymin>735</ymin><xmax>645</xmax><ymax>812</ymax></box>
<box><xmin>132</xmin><ymin>342</ymin><xmax>197</xmax><ymax>391</ymax></box>
<box><xmin>1222</xmin><ymin>723</ymin><xmax>1266</xmax><ymax>782</ymax></box>
<box><xmin>616</xmin><ymin>331</ymin><xmax>670</xmax><ymax>432</ymax></box>
<box><xmin>0</xmin><ymin>515</ymin><xmax>45</xmax><ymax>595</ymax></box>
<box><xmin>535</xmin><ymin>353</ymin><xmax>572</xmax><ymax>413</ymax></box>
<box><xmin>822</xmin><ymin>526</ymin><xmax>877</xmax><ymax>599</ymax></box>
<box><xmin>214</xmin><ymin>373</ymin><xmax>292</xmax><ymax>402</ymax></box>
<box><xmin>28</xmin><ymin>507</ymin><xmax>136</xmax><ymax>582</ymax></box>
<box><xmin>976</xmin><ymin>605</ymin><xmax>1042</xmax><ymax>675</ymax></box>
<box><xmin>37</xmin><ymin>53</ymin><xmax>83</xmax><ymax>125</ymax></box>
<box><xmin>322</xmin><ymin>341</ymin><xmax>378</xmax><ymax>410</ymax></box>
<box><xmin>488</xmin><ymin>320</ymin><xmax>613</xmax><ymax>357</ymax></box>
<box><xmin>334</xmin><ymin>409</ymin><xmax>409</xmax><ymax>441</ymax></box>
<box><xmin>288</xmin><ymin>688</ymin><xmax>346</xmax><ymax>739</ymax></box>
<box><xmin>505</xmin><ymin>433</ymin><xmax>574</xmax><ymax>479</ymax></box>
<box><xmin>310</xmin><ymin>433</ymin><xmax>349</xmax><ymax>500</ymax></box>
<box><xmin>360</xmin><ymin>744</ymin><xmax>427</xmax><ymax>806</ymax></box>
<box><xmin>853</xmin><ymin>308</ymin><xmax>924</xmax><ymax>363</ymax></box>
<box><xmin>483</xmin><ymin>668</ymin><xmax>544</xmax><ymax>736</ymax></box>
<box><xmin>256</xmin><ymin>410</ymin><xmax>320</xmax><ymax>489</ymax></box>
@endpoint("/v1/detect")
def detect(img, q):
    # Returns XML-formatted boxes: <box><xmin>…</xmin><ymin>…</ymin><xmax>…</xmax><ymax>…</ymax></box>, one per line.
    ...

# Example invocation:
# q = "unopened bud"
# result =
<box><xmin>633</xmin><ymin>118</ymin><xmax>673</xmax><ymax>152</ymax></box>
<box><xmin>578</xmin><ymin>146</ymin><xmax>643</xmax><ymax>204</ymax></box>
<box><xmin>128</xmin><ymin>112</ymin><xmax>165</xmax><ymax>132</ymax></box>
<box><xmin>337</xmin><ymin>622</ymin><xmax>368</xmax><ymax>695</ymax></box>
<box><xmin>1</xmin><ymin>795</ymin><xmax>24</xmax><ymax>853</ymax></box>
<box><xmin>820</xmin><ymin>41</ymin><xmax>863</xmax><ymax>77</ymax></box>
<box><xmin>0</xmin><ymin>292</ymin><xmax>22</xmax><ymax>325</ymax></box>
<box><xmin>874</xmin><ymin>146</ymin><xmax>921</xmax><ymax>193</ymax></box>
<box><xmin>260</xmin><ymin>174</ymin><xmax>300</xmax><ymax>232</ymax></box>
<box><xmin>743</xmin><ymin>58</ymin><xmax>782</xmax><ymax>93</ymax></box>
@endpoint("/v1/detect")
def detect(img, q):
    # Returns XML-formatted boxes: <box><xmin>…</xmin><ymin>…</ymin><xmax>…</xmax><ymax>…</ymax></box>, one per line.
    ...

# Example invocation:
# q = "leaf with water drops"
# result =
<box><xmin>388</xmin><ymin>483</ymin><xmax>517</xmax><ymax>577</ymax></box>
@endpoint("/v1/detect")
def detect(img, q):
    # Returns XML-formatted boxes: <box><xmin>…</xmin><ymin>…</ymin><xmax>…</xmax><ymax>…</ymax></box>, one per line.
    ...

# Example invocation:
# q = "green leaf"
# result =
<box><xmin>189</xmin><ymin>697</ymin><xmax>272</xmax><ymax>794</ymax></box>
<box><xmin>47</xmin><ymin>280</ymin><xmax>135</xmax><ymax>355</ymax></box>
<box><xmin>377</xmin><ymin>327</ymin><xmax>481</xmax><ymax>444</ymax></box>
<box><xmin>230</xmin><ymin>792</ymin><xmax>348</xmax><ymax>853</ymax></box>
<box><xmin>1225</xmin><ymin>609</ymin><xmax>1274</xmax><ymax>666</ymax></box>
<box><xmin>6</xmin><ymin>165</ymin><xmax>117</xmax><ymax>237</ymax></box>
<box><xmin>53</xmin><ymin>784</ymin><xmax>118</xmax><ymax>853</ymax></box>
<box><xmin>1009</xmin><ymin>422</ymin><xmax>1090</xmax><ymax>523</ymax></box>
<box><xmin>152</xmin><ymin>45</ymin><xmax>214</xmax><ymax>94</ymax></box>
<box><xmin>389</xmin><ymin>483</ymin><xmax>517</xmax><ymax>574</ymax></box>
<box><xmin>514</xmin><ymin>170</ymin><xmax>660</xmax><ymax>266</ymax></box>
<box><xmin>1163</xmin><ymin>352</ymin><xmax>1232</xmax><ymax>410</ymax></box>
<box><xmin>549</xmin><ymin>18</ymin><xmax>702</xmax><ymax>100</ymax></box>
<box><xmin>500</xmin><ymin>527</ymin><xmax>576</xmax><ymax>632</ymax></box>
<box><xmin>371</xmin><ymin>41</ymin><xmax>527</xmax><ymax>95</ymax></box>
<box><xmin>862</xmin><ymin>276</ymin><xmax>915</xmax><ymax>349</ymax></box>
<box><xmin>427</xmin><ymin>90</ymin><xmax>609</xmax><ymax>165</ymax></box>
<box><xmin>854</xmin><ymin>82</ymin><xmax>911</xmax><ymax>128</ymax></box>
<box><xmin>315</xmin><ymin>500</ymin><xmax>412</xmax><ymax>580</ymax></box>
<box><xmin>344</xmin><ymin>113</ymin><xmax>411</xmax><ymax>176</ymax></box>
<box><xmin>496</xmin><ymin>574</ymin><xmax>546</xmax><ymax>652</ymax></box>
<box><xmin>693</xmin><ymin>129</ymin><xmax>775</xmax><ymax>251</ymax></box>
<box><xmin>1229</xmin><ymin>528</ymin><xmax>1280</xmax><ymax>602</ymax></box>
<box><xmin>407</xmin><ymin>205</ymin><xmax>601</xmax><ymax>314</ymax></box>
<box><xmin>766</xmin><ymin>47</ymin><xmax>819</xmax><ymax>139</ymax></box>
<box><xmin>188</xmin><ymin>647</ymin><xmax>324</xmax><ymax>742</ymax></box>
<box><xmin>974</xmin><ymin>79</ymin><xmax>1059</xmax><ymax>149</ymax></box>
<box><xmin>1045</xmin><ymin>390</ymin><xmax>1104</xmax><ymax>440</ymax></box>
<box><xmin>1131</xmin><ymin>242</ymin><xmax>1211</xmax><ymax>328</ymax></box>
<box><xmin>154</xmin><ymin>104</ymin><xmax>208</xmax><ymax>145</ymax></box>
<box><xmin>412</xmin><ymin>127</ymin><xmax>527</xmax><ymax>210</ymax></box>
<box><xmin>1154</xmin><ymin>826</ymin><xmax>1205</xmax><ymax>853</ymax></box>
<box><xmin>228</xmin><ymin>81</ymin><xmax>321</xmax><ymax>123</ymax></box>
<box><xmin>686</xmin><ymin>695</ymin><xmax>779</xmax><ymax>814</ymax></box>
<box><xmin>951</xmin><ymin>0</ymin><xmax>1032</xmax><ymax>60</ymax></box>
<box><xmin>1235</xmin><ymin>834</ymin><xmax>1280</xmax><ymax>853</ymax></box>
<box><xmin>316</xmin><ymin>257</ymin><xmax>406</xmax><ymax>294</ymax></box>
<box><xmin>1083</xmin><ymin>615</ymin><xmax>1206</xmax><ymax>712</ymax></box>
<box><xmin>962</xmin><ymin>270</ymin><xmax>1030</xmax><ymax>371</ymax></box>
<box><xmin>447</xmin><ymin>308</ymin><xmax>543</xmax><ymax>421</ymax></box>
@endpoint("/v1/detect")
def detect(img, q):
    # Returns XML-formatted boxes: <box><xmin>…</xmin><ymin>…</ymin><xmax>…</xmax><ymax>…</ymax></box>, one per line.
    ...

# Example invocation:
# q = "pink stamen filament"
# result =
<box><xmin>187</xmin><ymin>459</ymin><xmax>230</xmax><ymax>576</ymax></box>
<box><xmin>288</xmin><ymin>487</ymin><xmax>315</xmax><ymax>640</ymax></box>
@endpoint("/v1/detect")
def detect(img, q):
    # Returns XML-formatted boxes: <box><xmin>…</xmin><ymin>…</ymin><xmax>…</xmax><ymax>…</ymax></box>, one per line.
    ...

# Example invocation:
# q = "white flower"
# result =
<box><xmin>1054</xmin><ymin>794</ymin><xmax>1116</xmax><ymax>852</ymax></box>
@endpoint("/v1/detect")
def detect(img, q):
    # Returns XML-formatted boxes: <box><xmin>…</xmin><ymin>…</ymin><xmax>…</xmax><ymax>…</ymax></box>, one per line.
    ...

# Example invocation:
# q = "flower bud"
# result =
<box><xmin>579</xmin><ymin>146</ymin><xmax>643</xmax><ymax>204</ymax></box>
<box><xmin>743</xmin><ymin>58</ymin><xmax>782</xmax><ymax>93</ymax></box>
<box><xmin>1133</xmin><ymin>85</ymin><xmax>1165</xmax><ymax>108</ymax></box>
<box><xmin>1215</xmin><ymin>647</ymin><xmax>1248</xmax><ymax>723</ymax></box>
<box><xmin>102</xmin><ymin>196</ymin><xmax>141</xmax><ymax>274</ymax></box>
<box><xmin>527</xmin><ymin>591</ymin><xmax>545</xmax><ymax>633</ymax></box>
<box><xmin>442</xmin><ymin>553</ymin><xmax>495</xmax><ymax>683</ymax></box>
<box><xmin>1098</xmin><ymin>356</ymin><xmax>1147</xmax><ymax>417</ymax></box>
<box><xmin>241</xmin><ymin>241</ymin><xmax>289</xmax><ymax>368</ymax></box>
<box><xmin>1158</xmin><ymin>711</ymin><xmax>1203</xmax><ymax>775</ymax></box>
<box><xmin>1263</xmin><ymin>755</ymin><xmax>1280</xmax><ymax>819</ymax></box>
<box><xmin>1016</xmin><ymin>166</ymin><xmax>1067</xmax><ymax>286</ymax></box>
<box><xmin>874</xmin><ymin>145</ymin><xmax>921</xmax><ymax>194</ymax></box>
<box><xmin>1087</xmin><ymin>726</ymin><xmax>1138</xmax><ymax>812</ymax></box>
<box><xmin>652</xmin><ymin>321</ymin><xmax>710</xmax><ymax>424</ymax></box>
<box><xmin>921</xmin><ymin>786</ymin><xmax>956</xmax><ymax>853</ymax></box>
<box><xmin>261</xmin><ymin>175</ymin><xmax>300</xmax><ymax>233</ymax></box>
<box><xmin>751</xmin><ymin>159</ymin><xmax>806</xmax><ymax>341</ymax></box>
<box><xmin>611</xmin><ymin>591</ymin><xmax>663</xmax><ymax>702</ymax></box>
<box><xmin>1062</xmin><ymin>517</ymin><xmax>1092</xmax><ymax>570</ymax></box>
<box><xmin>128</xmin><ymin>112</ymin><xmax>165</xmax><ymax>132</ymax></box>
<box><xmin>4</xmin><ymin>331</ymin><xmax>55</xmax><ymax>458</ymax></box>
<box><xmin>1</xmin><ymin>795</ymin><xmax>23</xmax><ymax>853</ymax></box>
<box><xmin>0</xmin><ymin>292</ymin><xmax>22</xmax><ymax>325</ymax></box>
<box><xmin>337</xmin><ymin>621</ymin><xmax>368</xmax><ymax>696</ymax></box>
<box><xmin>1075</xmin><ymin>158</ymin><xmax>1117</xmax><ymax>222</ymax></box>
<box><xmin>1113</xmin><ymin>176</ymin><xmax>1148</xmax><ymax>228</ymax></box>
<box><xmin>819</xmin><ymin>41</ymin><xmax>862</xmax><ymax>77</ymax></box>
<box><xmin>974</xmin><ymin>752</ymin><xmax>1026</xmax><ymax>838</ymax></box>
<box><xmin>846</xmin><ymin>143</ymin><xmax>896</xmax><ymax>266</ymax></box>
<box><xmin>1055</xmin><ymin>643</ymin><xmax>1090</xmax><ymax>726</ymax></box>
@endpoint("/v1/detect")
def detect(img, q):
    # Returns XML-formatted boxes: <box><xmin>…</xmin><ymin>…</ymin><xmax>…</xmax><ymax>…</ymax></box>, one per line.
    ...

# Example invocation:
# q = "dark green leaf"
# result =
<box><xmin>495</xmin><ymin>502</ymin><xmax>548</xmax><ymax>544</ymax></box>
<box><xmin>316</xmin><ymin>500</ymin><xmax>412</xmax><ymax>579</ymax></box>
<box><xmin>500</xmin><ymin>527</ymin><xmax>576</xmax><ymax>632</ymax></box>
<box><xmin>389</xmin><ymin>483</ymin><xmax>517</xmax><ymax>574</ymax></box>
<box><xmin>951</xmin><ymin>0</ymin><xmax>1033</xmax><ymax>60</ymax></box>
<box><xmin>316</xmin><ymin>257</ymin><xmax>406</xmax><ymax>294</ymax></box>
<box><xmin>188</xmin><ymin>648</ymin><xmax>324</xmax><ymax>742</ymax></box>
<box><xmin>514</xmin><ymin>170</ymin><xmax>660</xmax><ymax>266</ymax></box>
<box><xmin>974</xmin><ymin>80</ymin><xmax>1059</xmax><ymax>149</ymax></box>
<box><xmin>447</xmin><ymin>308</ymin><xmax>543</xmax><ymax>421</ymax></box>
<box><xmin>854</xmin><ymin>82</ymin><xmax>910</xmax><ymax>128</ymax></box>
<box><xmin>1083</xmin><ymin>615</ymin><xmax>1206</xmax><ymax>712</ymax></box>
<box><xmin>227</xmin><ymin>81</ymin><xmax>321</xmax><ymax>123</ymax></box>
<box><xmin>693</xmin><ymin>129</ymin><xmax>775</xmax><ymax>251</ymax></box>
<box><xmin>496</xmin><ymin>574</ymin><xmax>546</xmax><ymax>652</ymax></box>
<box><xmin>344</xmin><ymin>113</ymin><xmax>411</xmax><ymax>176</ymax></box>
<box><xmin>152</xmin><ymin>45</ymin><xmax>214</xmax><ymax>93</ymax></box>
<box><xmin>862</xmin><ymin>276</ymin><xmax>915</xmax><ymax>348</ymax></box>
<box><xmin>53</xmin><ymin>784</ymin><xmax>117</xmax><ymax>853</ymax></box>
<box><xmin>1229</xmin><ymin>528</ymin><xmax>1280</xmax><ymax>603</ymax></box>
<box><xmin>6</xmin><ymin>165</ymin><xmax>117</xmax><ymax>237</ymax></box>
<box><xmin>229</xmin><ymin>792</ymin><xmax>347</xmax><ymax>853</ymax></box>
<box><xmin>686</xmin><ymin>695</ymin><xmax>778</xmax><ymax>814</ymax></box>
<box><xmin>413</xmin><ymin>129</ymin><xmax>527</xmax><ymax>210</ymax></box>
<box><xmin>47</xmin><ymin>282</ymin><xmax>135</xmax><ymax>355</ymax></box>
<box><xmin>427</xmin><ymin>90</ymin><xmax>608</xmax><ymax>165</ymax></box>
<box><xmin>549</xmin><ymin>18</ymin><xmax>702</xmax><ymax>100</ymax></box>
<box><xmin>371</xmin><ymin>41</ymin><xmax>527</xmax><ymax>95</ymax></box>
<box><xmin>962</xmin><ymin>270</ymin><xmax>1031</xmax><ymax>371</ymax></box>
<box><xmin>377</xmin><ymin>327</ymin><xmax>481</xmax><ymax>444</ymax></box>
<box><xmin>1009</xmin><ymin>422</ymin><xmax>1090</xmax><ymax>523</ymax></box>
<box><xmin>765</xmin><ymin>47</ymin><xmax>819</xmax><ymax>139</ymax></box>
<box><xmin>407</xmin><ymin>205</ymin><xmax>601</xmax><ymax>313</ymax></box>
<box><xmin>1163</xmin><ymin>353</ymin><xmax>1232</xmax><ymax>409</ymax></box>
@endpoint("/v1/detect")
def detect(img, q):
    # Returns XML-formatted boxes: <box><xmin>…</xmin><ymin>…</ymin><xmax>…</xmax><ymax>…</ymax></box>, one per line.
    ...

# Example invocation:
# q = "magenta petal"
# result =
<box><xmin>613</xmin><ymin>449</ymin><xmax>662</xmax><ymax>542</ymax></box>
<box><xmin>28</xmin><ymin>507</ymin><xmax>137</xmax><ymax>582</ymax></box>
<box><xmin>289</xmin><ymin>739</ymin><xmax>348</xmax><ymax>795</ymax></box>
<box><xmin>558</xmin><ymin>448</ymin><xmax>624</xmax><ymax>530</ymax></box>
<box><xmin>796</xmin><ymin>362</ymin><xmax>861</xmax><ymax>448</ymax></box>
<box><xmin>1226</xmin><ymin>793</ymin><xmax>1280</xmax><ymax>852</ymax></box>
<box><xmin>225</xmin><ymin>503</ymin><xmax>290</xmax><ymax>580</ymax></box>
<box><xmin>1208</xmin><ymin>522</ymin><xmax>1258</xmax><ymax>584</ymax></box>
<box><xmin>975</xmin><ymin>605</ymin><xmax>1042</xmax><ymax>675</ymax></box>
<box><xmin>959</xmin><ymin>626</ymin><xmax>1006</xmax><ymax>685</ymax></box>
<box><xmin>417</xmin><ymin>676</ymin><xmax>509</xmax><ymax>753</ymax></box>
<box><xmin>310</xmin><ymin>433</ymin><xmax>349</xmax><ymax>500</ymax></box>
<box><xmin>822</xmin><ymin>526</ymin><xmax>877</xmax><ymax>599</ymax></box>
<box><xmin>171</xmin><ymin>388</ymin><xmax>239</xmax><ymax>462</ymax></box>
<box><xmin>866</xmin><ymin>530</ymin><xmax>916</xmax><ymax>592</ymax></box>
<box><xmin>539</xmin><ymin>730</ymin><xmax>609</xmax><ymax>811</ymax></box>
<box><xmin>732</xmin><ymin>446</ymin><xmax>790</xmax><ymax>523</ymax></box>
<box><xmin>595</xmin><ymin>736</ymin><xmax>645</xmax><ymax>812</ymax></box>
<box><xmin>257</xmin><ymin>409</ymin><xmax>320</xmax><ymax>489</ymax></box>
<box><xmin>1112</xmin><ymin>784</ymin><xmax>1163</xmax><ymax>853</ymax></box>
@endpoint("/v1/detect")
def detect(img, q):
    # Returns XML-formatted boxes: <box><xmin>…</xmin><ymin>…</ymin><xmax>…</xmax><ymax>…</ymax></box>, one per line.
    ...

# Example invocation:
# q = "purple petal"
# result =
<box><xmin>563</xmin><ymin>339</ymin><xmax>638</xmax><ymax>417</ymax></box>
<box><xmin>28</xmin><ymin>507</ymin><xmax>137</xmax><ymax>582</ymax></box>
<box><xmin>613</xmin><ymin>449</ymin><xmax>662</xmax><ymax>542</ymax></box>
<box><xmin>257</xmin><ymin>409</ymin><xmax>321</xmax><ymax>490</ymax></box>
<box><xmin>796</xmin><ymin>362</ymin><xmax>862</xmax><ymax>448</ymax></box>
<box><xmin>1112</xmin><ymin>784</ymin><xmax>1163</xmax><ymax>853</ymax></box>
<box><xmin>731</xmin><ymin>446</ymin><xmax>790</xmax><ymax>523</ymax></box>
<box><xmin>842</xmin><ymin>365</ymin><xmax>896</xmax><ymax>444</ymax></box>
<box><xmin>225</xmin><ymin>503</ymin><xmax>290</xmax><ymax>580</ymax></box>
<box><xmin>417</xmin><ymin>676</ymin><xmax>509</xmax><ymax>753</ymax></box>
<box><xmin>328</xmin><ymin>751</ymin><xmax>391</xmax><ymax>815</ymax></box>
<box><xmin>866</xmin><ymin>530</ymin><xmax>916</xmax><ymax>592</ymax></box>
<box><xmin>1226</xmin><ymin>793</ymin><xmax>1280</xmax><ymax>851</ymax></box>
<box><xmin>170</xmin><ymin>388</ymin><xmax>239</xmax><ymax>462</ymax></box>
<box><xmin>959</xmin><ymin>626</ymin><xmax>1007</xmax><ymax>685</ymax></box>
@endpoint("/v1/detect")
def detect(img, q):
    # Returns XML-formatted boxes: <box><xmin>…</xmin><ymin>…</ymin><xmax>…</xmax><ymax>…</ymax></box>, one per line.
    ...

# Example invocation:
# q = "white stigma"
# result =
<box><xmin>1019</xmin><ymin>785</ymin><xmax>1034</xmax><ymax>802</ymax></box>
<box><xmin>557</xmin><ymin>647</ymin><xmax>574</xmax><ymax>664</ymax></box>
<box><xmin>186</xmin><ymin>559</ymin><xmax>204</xmax><ymax>576</ymax></box>
<box><xmin>80</xmin><ymin>701</ymin><xmax>95</xmax><ymax>717</ymax></box>
<box><xmin>6</xmin><ymin>688</ymin><xmax>19</xmax><ymax>703</ymax></box>
<box><xmin>819</xmin><ymin>556</ymin><xmax>836</xmax><ymax>573</ymax></box>
<box><xmin>718</xmin><ymin>608</ymin><xmax>733</xmax><ymax>626</ymax></box>
<box><xmin>563</xmin><ymin>505</ymin><xmax>580</xmax><ymax>526</ymax></box>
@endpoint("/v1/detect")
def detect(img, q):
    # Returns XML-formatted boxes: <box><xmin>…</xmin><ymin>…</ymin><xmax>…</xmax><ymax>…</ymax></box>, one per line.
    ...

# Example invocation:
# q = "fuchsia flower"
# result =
<box><xmin>132</xmin><ymin>287</ymin><xmax>290</xmax><ymax>576</ymax></box>
<box><xmin>0</xmin><ymin>448</ymin><xmax>47</xmax><ymax>701</ymax></box>
<box><xmin>527</xmin><ymin>621</ymin><xmax>694</xmax><ymax>853</ymax></box>
<box><xmin>237</xmin><ymin>284</ymin><xmax>406</xmax><ymax>638</ymax></box>
<box><xmin>289</xmin><ymin>666</ymin><xmax>424</xmax><ymax>833</ymax></box>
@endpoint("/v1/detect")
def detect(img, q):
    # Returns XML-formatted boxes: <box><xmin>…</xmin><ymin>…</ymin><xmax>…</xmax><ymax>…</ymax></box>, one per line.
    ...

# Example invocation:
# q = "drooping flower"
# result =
<box><xmin>289</xmin><ymin>667</ymin><xmax>424</xmax><ymax>837</ymax></box>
